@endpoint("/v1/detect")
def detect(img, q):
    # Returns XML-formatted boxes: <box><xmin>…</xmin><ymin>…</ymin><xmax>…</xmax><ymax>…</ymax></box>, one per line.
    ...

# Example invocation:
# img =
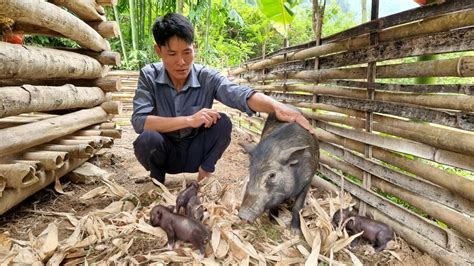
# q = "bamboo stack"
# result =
<box><xmin>227</xmin><ymin>1</ymin><xmax>474</xmax><ymax>264</ymax></box>
<box><xmin>0</xmin><ymin>0</ymin><xmax>123</xmax><ymax>215</ymax></box>
<box><xmin>108</xmin><ymin>70</ymin><xmax>139</xmax><ymax>125</ymax></box>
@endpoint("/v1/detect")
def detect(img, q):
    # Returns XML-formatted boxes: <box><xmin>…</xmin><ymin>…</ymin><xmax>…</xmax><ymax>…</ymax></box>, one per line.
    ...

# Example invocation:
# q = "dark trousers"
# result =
<box><xmin>133</xmin><ymin>113</ymin><xmax>232</xmax><ymax>183</ymax></box>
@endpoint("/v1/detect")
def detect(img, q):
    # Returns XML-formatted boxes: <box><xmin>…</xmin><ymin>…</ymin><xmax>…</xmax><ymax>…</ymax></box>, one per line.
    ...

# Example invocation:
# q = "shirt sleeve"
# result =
<box><xmin>204</xmin><ymin>69</ymin><xmax>256</xmax><ymax>116</ymax></box>
<box><xmin>131</xmin><ymin>67</ymin><xmax>156</xmax><ymax>134</ymax></box>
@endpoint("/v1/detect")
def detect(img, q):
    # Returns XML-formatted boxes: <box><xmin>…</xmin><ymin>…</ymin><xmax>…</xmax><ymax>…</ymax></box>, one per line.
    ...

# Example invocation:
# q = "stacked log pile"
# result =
<box><xmin>0</xmin><ymin>0</ymin><xmax>122</xmax><ymax>215</ymax></box>
<box><xmin>227</xmin><ymin>1</ymin><xmax>474</xmax><ymax>264</ymax></box>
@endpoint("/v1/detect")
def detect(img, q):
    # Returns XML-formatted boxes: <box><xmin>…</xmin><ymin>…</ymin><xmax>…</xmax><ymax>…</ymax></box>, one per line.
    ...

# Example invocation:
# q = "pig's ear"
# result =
<box><xmin>280</xmin><ymin>146</ymin><xmax>309</xmax><ymax>165</ymax></box>
<box><xmin>240</xmin><ymin>142</ymin><xmax>256</xmax><ymax>155</ymax></box>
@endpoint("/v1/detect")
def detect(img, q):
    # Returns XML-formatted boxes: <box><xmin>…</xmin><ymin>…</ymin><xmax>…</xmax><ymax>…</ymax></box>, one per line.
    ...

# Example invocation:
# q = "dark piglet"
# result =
<box><xmin>176</xmin><ymin>180</ymin><xmax>199</xmax><ymax>215</ymax></box>
<box><xmin>187</xmin><ymin>195</ymin><xmax>204</xmax><ymax>221</ymax></box>
<box><xmin>332</xmin><ymin>208</ymin><xmax>394</xmax><ymax>252</ymax></box>
<box><xmin>238</xmin><ymin>106</ymin><xmax>319</xmax><ymax>234</ymax></box>
<box><xmin>150</xmin><ymin>205</ymin><xmax>209</xmax><ymax>255</ymax></box>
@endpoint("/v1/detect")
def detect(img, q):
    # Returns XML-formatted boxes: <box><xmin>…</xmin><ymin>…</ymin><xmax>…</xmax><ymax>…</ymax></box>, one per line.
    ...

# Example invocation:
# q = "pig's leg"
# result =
<box><xmin>268</xmin><ymin>207</ymin><xmax>279</xmax><ymax>221</ymax></box>
<box><xmin>290</xmin><ymin>184</ymin><xmax>310</xmax><ymax>234</ymax></box>
<box><xmin>165</xmin><ymin>231</ymin><xmax>176</xmax><ymax>250</ymax></box>
<box><xmin>374</xmin><ymin>232</ymin><xmax>392</xmax><ymax>252</ymax></box>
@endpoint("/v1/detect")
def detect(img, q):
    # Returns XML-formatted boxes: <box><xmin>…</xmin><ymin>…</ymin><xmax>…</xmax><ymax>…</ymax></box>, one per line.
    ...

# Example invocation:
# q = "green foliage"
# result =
<box><xmin>256</xmin><ymin>0</ymin><xmax>299</xmax><ymax>37</ymax></box>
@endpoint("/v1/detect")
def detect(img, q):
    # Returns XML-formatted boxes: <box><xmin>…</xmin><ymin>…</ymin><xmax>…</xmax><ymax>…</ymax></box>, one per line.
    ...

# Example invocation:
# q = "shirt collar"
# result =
<box><xmin>155</xmin><ymin>63</ymin><xmax>201</xmax><ymax>91</ymax></box>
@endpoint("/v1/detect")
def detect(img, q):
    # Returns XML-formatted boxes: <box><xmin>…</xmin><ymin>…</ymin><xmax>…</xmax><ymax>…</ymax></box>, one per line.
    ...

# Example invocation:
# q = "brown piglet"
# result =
<box><xmin>176</xmin><ymin>180</ymin><xmax>199</xmax><ymax>215</ymax></box>
<box><xmin>332</xmin><ymin>208</ymin><xmax>394</xmax><ymax>252</ymax></box>
<box><xmin>186</xmin><ymin>195</ymin><xmax>204</xmax><ymax>221</ymax></box>
<box><xmin>150</xmin><ymin>204</ymin><xmax>209</xmax><ymax>256</ymax></box>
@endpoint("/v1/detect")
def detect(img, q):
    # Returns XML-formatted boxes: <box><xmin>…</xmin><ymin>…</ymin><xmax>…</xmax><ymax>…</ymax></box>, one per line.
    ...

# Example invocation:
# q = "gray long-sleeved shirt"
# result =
<box><xmin>131</xmin><ymin>62</ymin><xmax>256</xmax><ymax>139</ymax></box>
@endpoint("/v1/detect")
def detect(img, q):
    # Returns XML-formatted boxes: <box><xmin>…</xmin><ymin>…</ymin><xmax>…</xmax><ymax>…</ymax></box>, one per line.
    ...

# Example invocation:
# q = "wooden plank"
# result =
<box><xmin>332</xmin><ymin>80</ymin><xmax>474</xmax><ymax>95</ymax></box>
<box><xmin>320</xmin><ymin>27</ymin><xmax>474</xmax><ymax>69</ymax></box>
<box><xmin>322</xmin><ymin>0</ymin><xmax>474</xmax><ymax>44</ymax></box>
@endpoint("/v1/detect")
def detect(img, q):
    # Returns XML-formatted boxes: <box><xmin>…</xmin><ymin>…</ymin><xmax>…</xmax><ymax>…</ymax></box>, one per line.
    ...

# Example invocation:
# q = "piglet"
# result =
<box><xmin>150</xmin><ymin>204</ymin><xmax>209</xmax><ymax>256</ymax></box>
<box><xmin>187</xmin><ymin>195</ymin><xmax>204</xmax><ymax>221</ymax></box>
<box><xmin>332</xmin><ymin>208</ymin><xmax>394</xmax><ymax>252</ymax></box>
<box><xmin>176</xmin><ymin>180</ymin><xmax>199</xmax><ymax>215</ymax></box>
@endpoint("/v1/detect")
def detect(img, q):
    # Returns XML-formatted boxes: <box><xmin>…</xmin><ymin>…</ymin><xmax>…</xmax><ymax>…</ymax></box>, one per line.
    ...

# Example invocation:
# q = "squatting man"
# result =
<box><xmin>131</xmin><ymin>12</ymin><xmax>315</xmax><ymax>184</ymax></box>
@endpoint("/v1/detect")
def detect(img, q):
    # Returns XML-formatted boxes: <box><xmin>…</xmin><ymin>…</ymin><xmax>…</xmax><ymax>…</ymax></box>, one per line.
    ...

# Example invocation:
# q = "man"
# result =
<box><xmin>131</xmin><ymin>13</ymin><xmax>315</xmax><ymax>184</ymax></box>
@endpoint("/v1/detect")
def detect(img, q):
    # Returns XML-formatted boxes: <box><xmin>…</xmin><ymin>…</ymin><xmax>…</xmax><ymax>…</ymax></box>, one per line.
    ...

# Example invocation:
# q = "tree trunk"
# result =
<box><xmin>0</xmin><ymin>42</ymin><xmax>106</xmax><ymax>80</ymax></box>
<box><xmin>50</xmin><ymin>0</ymin><xmax>106</xmax><ymax>22</ymax></box>
<box><xmin>0</xmin><ymin>77</ymin><xmax>121</xmax><ymax>93</ymax></box>
<box><xmin>1</xmin><ymin>0</ymin><xmax>108</xmax><ymax>51</ymax></box>
<box><xmin>0</xmin><ymin>107</ymin><xmax>109</xmax><ymax>157</ymax></box>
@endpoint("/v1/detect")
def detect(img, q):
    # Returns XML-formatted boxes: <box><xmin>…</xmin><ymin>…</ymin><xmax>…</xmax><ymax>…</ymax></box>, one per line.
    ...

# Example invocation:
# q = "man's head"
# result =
<box><xmin>152</xmin><ymin>13</ymin><xmax>195</xmax><ymax>88</ymax></box>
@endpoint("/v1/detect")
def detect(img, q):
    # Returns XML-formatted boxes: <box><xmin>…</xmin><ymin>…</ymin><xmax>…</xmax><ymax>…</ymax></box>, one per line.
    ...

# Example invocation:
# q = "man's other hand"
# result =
<box><xmin>188</xmin><ymin>108</ymin><xmax>221</xmax><ymax>128</ymax></box>
<box><xmin>274</xmin><ymin>103</ymin><xmax>316</xmax><ymax>135</ymax></box>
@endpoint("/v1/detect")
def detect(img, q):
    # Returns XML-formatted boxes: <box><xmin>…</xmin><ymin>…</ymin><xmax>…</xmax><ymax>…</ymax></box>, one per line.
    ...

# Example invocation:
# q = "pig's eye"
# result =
<box><xmin>268</xmin><ymin>173</ymin><xmax>276</xmax><ymax>179</ymax></box>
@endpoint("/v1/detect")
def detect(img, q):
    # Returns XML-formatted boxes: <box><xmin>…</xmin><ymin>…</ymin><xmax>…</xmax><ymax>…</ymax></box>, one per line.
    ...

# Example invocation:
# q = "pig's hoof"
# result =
<box><xmin>291</xmin><ymin>227</ymin><xmax>302</xmax><ymax>236</ymax></box>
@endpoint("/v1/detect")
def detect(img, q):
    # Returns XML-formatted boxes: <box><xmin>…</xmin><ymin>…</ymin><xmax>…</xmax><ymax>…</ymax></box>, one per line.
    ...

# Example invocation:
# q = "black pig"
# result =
<box><xmin>176</xmin><ymin>180</ymin><xmax>199</xmax><ymax>215</ymax></box>
<box><xmin>150</xmin><ymin>205</ymin><xmax>209</xmax><ymax>255</ymax></box>
<box><xmin>238</xmin><ymin>108</ymin><xmax>319</xmax><ymax>234</ymax></box>
<box><xmin>332</xmin><ymin>208</ymin><xmax>394</xmax><ymax>252</ymax></box>
<box><xmin>187</xmin><ymin>195</ymin><xmax>204</xmax><ymax>221</ymax></box>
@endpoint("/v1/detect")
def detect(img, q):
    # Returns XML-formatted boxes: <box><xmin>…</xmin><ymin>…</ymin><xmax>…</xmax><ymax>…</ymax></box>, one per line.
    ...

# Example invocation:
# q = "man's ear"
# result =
<box><xmin>154</xmin><ymin>44</ymin><xmax>162</xmax><ymax>57</ymax></box>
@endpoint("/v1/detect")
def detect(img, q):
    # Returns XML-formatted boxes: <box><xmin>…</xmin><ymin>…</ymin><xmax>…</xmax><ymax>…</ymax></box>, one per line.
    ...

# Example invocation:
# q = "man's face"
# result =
<box><xmin>155</xmin><ymin>36</ymin><xmax>195</xmax><ymax>87</ymax></box>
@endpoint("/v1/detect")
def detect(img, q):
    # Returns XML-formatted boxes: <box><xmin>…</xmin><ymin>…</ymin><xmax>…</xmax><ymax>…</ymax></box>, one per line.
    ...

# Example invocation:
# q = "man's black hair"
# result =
<box><xmin>152</xmin><ymin>13</ymin><xmax>194</xmax><ymax>47</ymax></box>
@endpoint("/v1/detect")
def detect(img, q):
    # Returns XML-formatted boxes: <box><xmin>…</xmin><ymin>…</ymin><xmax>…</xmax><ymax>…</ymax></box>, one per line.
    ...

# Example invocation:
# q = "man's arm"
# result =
<box><xmin>247</xmin><ymin>92</ymin><xmax>316</xmax><ymax>135</ymax></box>
<box><xmin>143</xmin><ymin>108</ymin><xmax>221</xmax><ymax>132</ymax></box>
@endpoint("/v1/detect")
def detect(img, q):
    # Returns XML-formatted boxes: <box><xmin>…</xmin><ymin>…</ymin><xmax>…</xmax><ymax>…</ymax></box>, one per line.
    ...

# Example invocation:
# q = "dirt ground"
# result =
<box><xmin>0</xmin><ymin>126</ymin><xmax>439</xmax><ymax>265</ymax></box>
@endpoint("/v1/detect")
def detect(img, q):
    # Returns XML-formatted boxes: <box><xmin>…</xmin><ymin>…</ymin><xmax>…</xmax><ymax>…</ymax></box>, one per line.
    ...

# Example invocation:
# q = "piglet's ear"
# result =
<box><xmin>279</xmin><ymin>146</ymin><xmax>309</xmax><ymax>165</ymax></box>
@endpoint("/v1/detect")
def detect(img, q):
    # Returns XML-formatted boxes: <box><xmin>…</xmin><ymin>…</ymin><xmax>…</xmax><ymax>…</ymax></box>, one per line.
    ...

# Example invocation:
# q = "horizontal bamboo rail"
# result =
<box><xmin>230</xmin><ymin>7</ymin><xmax>474</xmax><ymax>75</ymax></box>
<box><xmin>320</xmin><ymin>165</ymin><xmax>473</xmax><ymax>263</ymax></box>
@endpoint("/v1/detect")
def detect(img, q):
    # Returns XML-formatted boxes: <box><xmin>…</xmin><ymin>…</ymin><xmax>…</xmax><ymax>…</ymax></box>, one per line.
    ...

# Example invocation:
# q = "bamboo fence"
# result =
<box><xmin>227</xmin><ymin>1</ymin><xmax>474</xmax><ymax>264</ymax></box>
<box><xmin>0</xmin><ymin>0</ymin><xmax>122</xmax><ymax>214</ymax></box>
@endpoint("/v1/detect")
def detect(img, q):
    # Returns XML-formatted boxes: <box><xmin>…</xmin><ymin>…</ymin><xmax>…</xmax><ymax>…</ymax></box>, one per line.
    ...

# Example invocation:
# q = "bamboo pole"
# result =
<box><xmin>54</xmin><ymin>139</ymin><xmax>102</xmax><ymax>150</ymax></box>
<box><xmin>0</xmin><ymin>163</ymin><xmax>38</xmax><ymax>188</ymax></box>
<box><xmin>367</xmin><ymin>206</ymin><xmax>471</xmax><ymax>266</ymax></box>
<box><xmin>37</xmin><ymin>144</ymin><xmax>94</xmax><ymax>159</ymax></box>
<box><xmin>0</xmin><ymin>158</ymin><xmax>89</xmax><ymax>215</ymax></box>
<box><xmin>321</xmin><ymin>140</ymin><xmax>473</xmax><ymax>215</ymax></box>
<box><xmin>230</xmin><ymin>8</ymin><xmax>474</xmax><ymax>75</ymax></box>
<box><xmin>320</xmin><ymin>164</ymin><xmax>473</xmax><ymax>263</ymax></box>
<box><xmin>76</xmin><ymin>129</ymin><xmax>122</xmax><ymax>139</ymax></box>
<box><xmin>244</xmin><ymin>56</ymin><xmax>474</xmax><ymax>82</ymax></box>
<box><xmin>0</xmin><ymin>85</ymin><xmax>106</xmax><ymax>119</ymax></box>
<box><xmin>0</xmin><ymin>42</ymin><xmax>106</xmax><ymax>80</ymax></box>
<box><xmin>316</xmin><ymin>127</ymin><xmax>474</xmax><ymax>201</ymax></box>
<box><xmin>20</xmin><ymin>151</ymin><xmax>69</xmax><ymax>171</ymax></box>
<box><xmin>255</xmin><ymin>84</ymin><xmax>474</xmax><ymax>112</ymax></box>
<box><xmin>0</xmin><ymin>0</ymin><xmax>109</xmax><ymax>51</ymax></box>
<box><xmin>0</xmin><ymin>107</ymin><xmax>109</xmax><ymax>157</ymax></box>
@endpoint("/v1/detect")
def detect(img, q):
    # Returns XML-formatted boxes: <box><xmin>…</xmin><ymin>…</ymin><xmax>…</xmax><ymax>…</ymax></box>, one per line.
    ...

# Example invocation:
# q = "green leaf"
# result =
<box><xmin>256</xmin><ymin>0</ymin><xmax>296</xmax><ymax>36</ymax></box>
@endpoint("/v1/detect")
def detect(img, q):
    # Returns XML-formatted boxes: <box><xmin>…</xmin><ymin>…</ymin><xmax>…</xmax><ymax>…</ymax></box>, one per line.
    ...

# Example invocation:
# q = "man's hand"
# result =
<box><xmin>187</xmin><ymin>108</ymin><xmax>221</xmax><ymax>128</ymax></box>
<box><xmin>274</xmin><ymin>103</ymin><xmax>316</xmax><ymax>135</ymax></box>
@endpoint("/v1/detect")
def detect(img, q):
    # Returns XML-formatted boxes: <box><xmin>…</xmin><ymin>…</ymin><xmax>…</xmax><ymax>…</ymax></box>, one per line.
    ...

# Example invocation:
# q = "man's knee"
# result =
<box><xmin>133</xmin><ymin>131</ymin><xmax>164</xmax><ymax>166</ymax></box>
<box><xmin>215</xmin><ymin>113</ymin><xmax>232</xmax><ymax>135</ymax></box>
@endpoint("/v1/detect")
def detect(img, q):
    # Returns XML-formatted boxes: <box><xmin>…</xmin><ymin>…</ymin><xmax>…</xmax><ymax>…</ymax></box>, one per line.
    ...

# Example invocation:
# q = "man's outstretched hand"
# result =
<box><xmin>188</xmin><ymin>108</ymin><xmax>221</xmax><ymax>128</ymax></box>
<box><xmin>274</xmin><ymin>103</ymin><xmax>316</xmax><ymax>135</ymax></box>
